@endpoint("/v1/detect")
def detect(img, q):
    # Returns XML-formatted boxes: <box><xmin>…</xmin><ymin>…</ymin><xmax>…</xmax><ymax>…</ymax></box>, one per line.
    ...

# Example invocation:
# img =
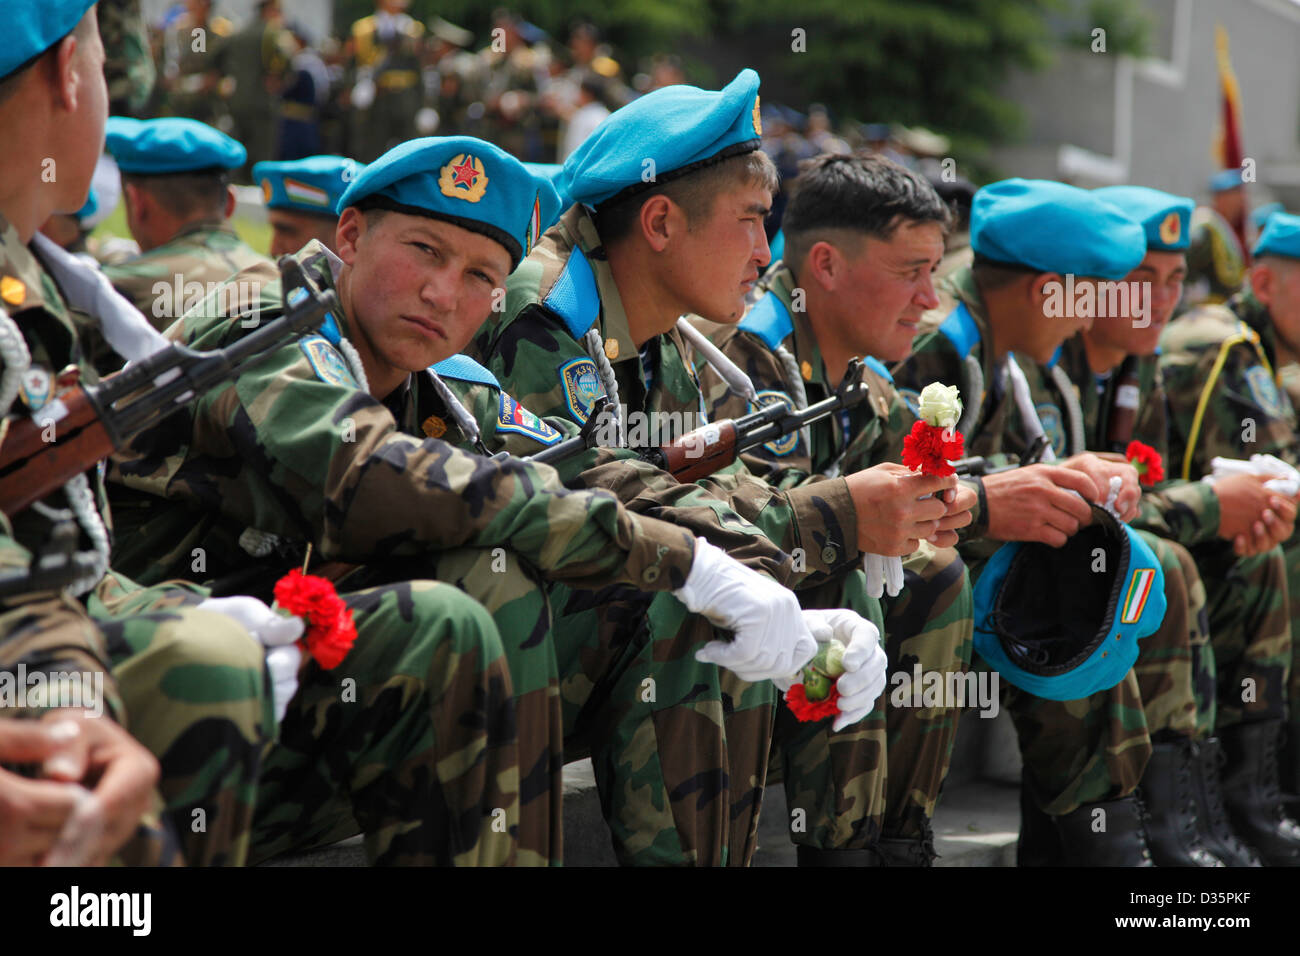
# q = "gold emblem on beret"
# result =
<box><xmin>1159</xmin><ymin>211</ymin><xmax>1182</xmax><ymax>246</ymax></box>
<box><xmin>752</xmin><ymin>95</ymin><xmax>762</xmax><ymax>136</ymax></box>
<box><xmin>0</xmin><ymin>276</ymin><xmax>25</xmax><ymax>306</ymax></box>
<box><xmin>438</xmin><ymin>153</ymin><xmax>489</xmax><ymax>203</ymax></box>
<box><xmin>421</xmin><ymin>414</ymin><xmax>447</xmax><ymax>438</ymax></box>
<box><xmin>800</xmin><ymin>360</ymin><xmax>812</xmax><ymax>381</ymax></box>
<box><xmin>261</xmin><ymin>179</ymin><xmax>272</xmax><ymax>203</ymax></box>
<box><xmin>604</xmin><ymin>338</ymin><xmax>619</xmax><ymax>360</ymax></box>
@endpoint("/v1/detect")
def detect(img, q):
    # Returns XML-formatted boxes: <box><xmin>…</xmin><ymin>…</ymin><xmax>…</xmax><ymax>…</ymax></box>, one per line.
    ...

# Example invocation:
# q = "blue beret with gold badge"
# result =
<box><xmin>336</xmin><ymin>136</ymin><xmax>562</xmax><ymax>269</ymax></box>
<box><xmin>105</xmin><ymin>117</ymin><xmax>246</xmax><ymax>174</ymax></box>
<box><xmin>561</xmin><ymin>68</ymin><xmax>764</xmax><ymax>208</ymax></box>
<box><xmin>1094</xmin><ymin>185</ymin><xmax>1194</xmax><ymax>252</ymax></box>
<box><xmin>971</xmin><ymin>178</ymin><xmax>1146</xmax><ymax>279</ymax></box>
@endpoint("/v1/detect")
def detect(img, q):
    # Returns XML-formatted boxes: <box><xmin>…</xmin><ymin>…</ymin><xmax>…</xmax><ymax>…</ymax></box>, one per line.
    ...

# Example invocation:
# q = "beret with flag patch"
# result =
<box><xmin>254</xmin><ymin>155</ymin><xmax>361</xmax><ymax>217</ymax></box>
<box><xmin>0</xmin><ymin>0</ymin><xmax>96</xmax><ymax>80</ymax></box>
<box><xmin>104</xmin><ymin>116</ymin><xmax>246</xmax><ymax>174</ymax></box>
<box><xmin>561</xmin><ymin>68</ymin><xmax>763</xmax><ymax>208</ymax></box>
<box><xmin>1094</xmin><ymin>185</ymin><xmax>1194</xmax><ymax>252</ymax></box>
<box><xmin>336</xmin><ymin>136</ymin><xmax>563</xmax><ymax>270</ymax></box>
<box><xmin>971</xmin><ymin>178</ymin><xmax>1146</xmax><ymax>279</ymax></box>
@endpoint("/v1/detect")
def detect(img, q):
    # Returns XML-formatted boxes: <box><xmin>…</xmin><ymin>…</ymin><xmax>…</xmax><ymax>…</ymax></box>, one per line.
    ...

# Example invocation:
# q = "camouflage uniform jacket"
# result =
<box><xmin>103</xmin><ymin>221</ymin><xmax>273</xmax><ymax>332</ymax></box>
<box><xmin>697</xmin><ymin>261</ymin><xmax>911</xmax><ymax>483</ymax></box>
<box><xmin>470</xmin><ymin>204</ymin><xmax>862</xmax><ymax>580</ymax></box>
<box><xmin>107</xmin><ymin>241</ymin><xmax>696</xmax><ymax>594</ymax></box>
<box><xmin>1159</xmin><ymin>290</ymin><xmax>1299</xmax><ymax>481</ymax></box>
<box><xmin>1018</xmin><ymin>334</ymin><xmax>1222</xmax><ymax>547</ymax></box>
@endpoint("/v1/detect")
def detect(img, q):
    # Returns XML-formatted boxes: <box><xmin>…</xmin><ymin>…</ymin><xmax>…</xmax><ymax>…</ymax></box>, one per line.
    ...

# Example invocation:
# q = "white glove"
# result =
<box><xmin>863</xmin><ymin>553</ymin><xmax>905</xmax><ymax>598</ymax></box>
<box><xmin>197</xmin><ymin>596</ymin><xmax>304</xmax><ymax>724</ymax></box>
<box><xmin>676</xmin><ymin>538</ymin><xmax>817</xmax><ymax>683</ymax></box>
<box><xmin>1205</xmin><ymin>454</ymin><xmax>1300</xmax><ymax>497</ymax></box>
<box><xmin>801</xmin><ymin>608</ymin><xmax>889</xmax><ymax>732</ymax></box>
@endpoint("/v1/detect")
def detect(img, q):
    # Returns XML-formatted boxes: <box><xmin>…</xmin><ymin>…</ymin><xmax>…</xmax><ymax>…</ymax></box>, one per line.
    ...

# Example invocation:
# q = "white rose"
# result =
<box><xmin>916</xmin><ymin>382</ymin><xmax>962</xmax><ymax>429</ymax></box>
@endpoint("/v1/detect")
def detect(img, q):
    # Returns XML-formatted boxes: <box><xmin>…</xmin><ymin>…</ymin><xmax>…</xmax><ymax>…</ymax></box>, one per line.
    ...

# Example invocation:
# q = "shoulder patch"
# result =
<box><xmin>431</xmin><ymin>353</ymin><xmax>499</xmax><ymax>388</ymax></box>
<box><xmin>1035</xmin><ymin>403</ymin><xmax>1067</xmax><ymax>458</ymax></box>
<box><xmin>1244</xmin><ymin>365</ymin><xmax>1286</xmax><ymax>418</ymax></box>
<box><xmin>559</xmin><ymin>356</ymin><xmax>602</xmax><ymax>423</ymax></box>
<box><xmin>542</xmin><ymin>246</ymin><xmax>601</xmax><ymax>340</ymax></box>
<box><xmin>497</xmin><ymin>393</ymin><xmax>562</xmax><ymax>445</ymax></box>
<box><xmin>862</xmin><ymin>354</ymin><xmax>893</xmax><ymax>384</ymax></box>
<box><xmin>739</xmin><ymin>291</ymin><xmax>794</xmax><ymax>350</ymax></box>
<box><xmin>750</xmin><ymin>390</ymin><xmax>799</xmax><ymax>456</ymax></box>
<box><xmin>938</xmin><ymin>302</ymin><xmax>981</xmax><ymax>359</ymax></box>
<box><xmin>299</xmin><ymin>335</ymin><xmax>358</xmax><ymax>389</ymax></box>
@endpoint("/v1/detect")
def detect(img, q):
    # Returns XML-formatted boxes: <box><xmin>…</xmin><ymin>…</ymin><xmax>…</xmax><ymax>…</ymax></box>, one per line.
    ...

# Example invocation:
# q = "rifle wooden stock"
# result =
<box><xmin>0</xmin><ymin>389</ymin><xmax>113</xmax><ymax>514</ymax></box>
<box><xmin>651</xmin><ymin>420</ymin><xmax>739</xmax><ymax>482</ymax></box>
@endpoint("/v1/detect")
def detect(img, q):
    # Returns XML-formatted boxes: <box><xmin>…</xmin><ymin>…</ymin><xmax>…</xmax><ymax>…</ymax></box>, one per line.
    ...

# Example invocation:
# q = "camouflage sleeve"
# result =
<box><xmin>1161</xmin><ymin>332</ymin><xmax>1300</xmax><ymax>482</ymax></box>
<box><xmin>102</xmin><ymin>257</ymin><xmax>166</xmax><ymax>324</ymax></box>
<box><xmin>452</xmin><ymin>379</ymin><xmax>797</xmax><ymax>585</ymax></box>
<box><xmin>150</xmin><ymin>331</ymin><xmax>697</xmax><ymax>593</ymax></box>
<box><xmin>478</xmin><ymin>305</ymin><xmax>861</xmax><ymax>578</ymax></box>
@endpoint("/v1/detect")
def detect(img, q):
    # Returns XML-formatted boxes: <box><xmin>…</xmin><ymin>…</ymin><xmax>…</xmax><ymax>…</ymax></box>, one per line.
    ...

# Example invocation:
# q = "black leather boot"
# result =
<box><xmin>1221</xmin><ymin>720</ymin><xmax>1300</xmax><ymax>866</ymax></box>
<box><xmin>876</xmin><ymin>818</ymin><xmax>938</xmax><ymax>867</ymax></box>
<box><xmin>1139</xmin><ymin>740</ymin><xmax>1223</xmax><ymax>866</ymax></box>
<box><xmin>1054</xmin><ymin>794</ymin><xmax>1154</xmax><ymax>866</ymax></box>
<box><xmin>795</xmin><ymin>846</ymin><xmax>884</xmax><ymax>866</ymax></box>
<box><xmin>1017</xmin><ymin>780</ymin><xmax>1062</xmax><ymax>866</ymax></box>
<box><xmin>1189</xmin><ymin>737</ymin><xmax>1261</xmax><ymax>866</ymax></box>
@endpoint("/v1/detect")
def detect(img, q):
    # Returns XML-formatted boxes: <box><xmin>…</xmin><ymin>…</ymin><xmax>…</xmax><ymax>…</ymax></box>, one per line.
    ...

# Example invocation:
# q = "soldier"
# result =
<box><xmin>891</xmin><ymin>179</ymin><xmax>1194</xmax><ymax>865</ymax></box>
<box><xmin>100</xmin><ymin>117</ymin><xmax>271</xmax><ymax>332</ymax></box>
<box><xmin>1016</xmin><ymin>184</ymin><xmax>1296</xmax><ymax>865</ymax></box>
<box><xmin>698</xmin><ymin>154</ymin><xmax>976</xmax><ymax>864</ymax></box>
<box><xmin>98</xmin><ymin>0</ymin><xmax>155</xmax><ymax>116</ymax></box>
<box><xmin>252</xmin><ymin>155</ymin><xmax>359</xmax><ymax>257</ymax></box>
<box><xmin>219</xmin><ymin>0</ymin><xmax>293</xmax><ymax>177</ymax></box>
<box><xmin>345</xmin><ymin>0</ymin><xmax>425</xmax><ymax>162</ymax></box>
<box><xmin>158</xmin><ymin>0</ymin><xmax>231</xmax><ymax>129</ymax></box>
<box><xmin>1161</xmin><ymin>211</ymin><xmax>1300</xmax><ymax>864</ymax></box>
<box><xmin>1182</xmin><ymin>169</ymin><xmax>1249</xmax><ymax>314</ymax></box>
<box><xmin>471</xmin><ymin>71</ymin><xmax>974</xmax><ymax>865</ymax></box>
<box><xmin>106</xmin><ymin>135</ymin><xmax>887</xmax><ymax>866</ymax></box>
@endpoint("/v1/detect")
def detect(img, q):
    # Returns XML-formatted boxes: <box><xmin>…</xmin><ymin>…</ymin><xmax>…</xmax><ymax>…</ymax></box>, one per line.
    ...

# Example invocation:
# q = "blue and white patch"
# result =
<box><xmin>1036</xmin><ymin>403</ymin><xmax>1066</xmax><ymax>458</ymax></box>
<box><xmin>18</xmin><ymin>367</ymin><xmax>52</xmax><ymax>411</ymax></box>
<box><xmin>559</xmin><ymin>356</ymin><xmax>602</xmax><ymax>423</ymax></box>
<box><xmin>497</xmin><ymin>394</ymin><xmax>562</xmax><ymax>445</ymax></box>
<box><xmin>751</xmin><ymin>390</ymin><xmax>799</xmax><ymax>456</ymax></box>
<box><xmin>1244</xmin><ymin>365</ymin><xmax>1286</xmax><ymax>418</ymax></box>
<box><xmin>299</xmin><ymin>336</ymin><xmax>358</xmax><ymax>388</ymax></box>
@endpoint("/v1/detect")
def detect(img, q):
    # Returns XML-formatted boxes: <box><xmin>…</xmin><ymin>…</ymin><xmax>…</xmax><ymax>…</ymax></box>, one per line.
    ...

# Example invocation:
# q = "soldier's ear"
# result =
<box><xmin>804</xmin><ymin>240</ymin><xmax>840</xmax><ymax>291</ymax></box>
<box><xmin>223</xmin><ymin>185</ymin><xmax>237</xmax><ymax>221</ymax></box>
<box><xmin>1028</xmin><ymin>272</ymin><xmax>1061</xmax><ymax>310</ymax></box>
<box><xmin>638</xmin><ymin>194</ymin><xmax>675</xmax><ymax>252</ymax></box>
<box><xmin>335</xmin><ymin>207</ymin><xmax>364</xmax><ymax>264</ymax></box>
<box><xmin>1250</xmin><ymin>262</ymin><xmax>1275</xmax><ymax>308</ymax></box>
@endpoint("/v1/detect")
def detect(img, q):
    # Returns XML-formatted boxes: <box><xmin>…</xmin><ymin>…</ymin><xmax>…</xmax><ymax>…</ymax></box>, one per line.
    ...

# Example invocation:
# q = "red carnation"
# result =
<box><xmin>902</xmin><ymin>420</ymin><xmax>965</xmax><ymax>477</ymax></box>
<box><xmin>1125</xmin><ymin>441</ymin><xmax>1164</xmax><ymax>487</ymax></box>
<box><xmin>273</xmin><ymin>569</ymin><xmax>357</xmax><ymax>670</ymax></box>
<box><xmin>784</xmin><ymin>683</ymin><xmax>842</xmax><ymax>723</ymax></box>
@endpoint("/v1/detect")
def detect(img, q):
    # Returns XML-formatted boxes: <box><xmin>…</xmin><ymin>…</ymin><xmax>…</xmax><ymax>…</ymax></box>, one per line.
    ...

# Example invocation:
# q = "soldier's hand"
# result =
<box><xmin>1061</xmin><ymin>453</ymin><xmax>1141</xmax><ymax>521</ymax></box>
<box><xmin>845</xmin><ymin>463</ymin><xmax>958</xmax><ymax>555</ymax></box>
<box><xmin>798</xmin><ymin>609</ymin><xmax>889</xmax><ymax>733</ymax></box>
<box><xmin>982</xmin><ymin>465</ymin><xmax>1098</xmax><ymax>547</ymax></box>
<box><xmin>1214</xmin><ymin>474</ymin><xmax>1298</xmax><ymax>555</ymax></box>
<box><xmin>678</xmin><ymin>539</ymin><xmax>818</xmax><ymax>682</ymax></box>
<box><xmin>0</xmin><ymin>718</ymin><xmax>85</xmax><ymax>865</ymax></box>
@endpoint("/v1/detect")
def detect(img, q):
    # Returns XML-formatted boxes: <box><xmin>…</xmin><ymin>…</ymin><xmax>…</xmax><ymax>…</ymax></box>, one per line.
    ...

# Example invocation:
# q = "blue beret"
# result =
<box><xmin>971</xmin><ymin>178</ymin><xmax>1147</xmax><ymax>279</ymax></box>
<box><xmin>523</xmin><ymin>162</ymin><xmax>570</xmax><ymax>223</ymax></box>
<box><xmin>0</xmin><ymin>0</ymin><xmax>95</xmax><ymax>80</ymax></box>
<box><xmin>336</xmin><ymin>136</ymin><xmax>563</xmax><ymax>269</ymax></box>
<box><xmin>1210</xmin><ymin>168</ymin><xmax>1245</xmax><ymax>192</ymax></box>
<box><xmin>562</xmin><ymin>69</ymin><xmax>763</xmax><ymax>208</ymax></box>
<box><xmin>105</xmin><ymin>117</ymin><xmax>246</xmax><ymax>174</ymax></box>
<box><xmin>253</xmin><ymin>155</ymin><xmax>360</xmax><ymax>217</ymax></box>
<box><xmin>1252</xmin><ymin>211</ymin><xmax>1300</xmax><ymax>260</ymax></box>
<box><xmin>1094</xmin><ymin>185</ymin><xmax>1194</xmax><ymax>252</ymax></box>
<box><xmin>1251</xmin><ymin>201</ymin><xmax>1284</xmax><ymax>230</ymax></box>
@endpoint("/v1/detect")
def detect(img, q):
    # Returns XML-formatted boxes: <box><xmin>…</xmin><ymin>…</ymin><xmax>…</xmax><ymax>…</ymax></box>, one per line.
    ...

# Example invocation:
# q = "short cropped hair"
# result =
<box><xmin>594</xmin><ymin>149</ymin><xmax>779</xmax><ymax>244</ymax></box>
<box><xmin>124</xmin><ymin>170</ymin><xmax>230</xmax><ymax>221</ymax></box>
<box><xmin>782</xmin><ymin>153</ymin><xmax>952</xmax><ymax>270</ymax></box>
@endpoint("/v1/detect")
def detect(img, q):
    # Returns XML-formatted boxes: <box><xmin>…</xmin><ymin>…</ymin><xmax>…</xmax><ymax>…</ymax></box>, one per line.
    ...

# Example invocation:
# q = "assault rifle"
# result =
<box><xmin>0</xmin><ymin>256</ymin><xmax>337</xmax><ymax>516</ymax></box>
<box><xmin>529</xmin><ymin>358</ymin><xmax>871</xmax><ymax>482</ymax></box>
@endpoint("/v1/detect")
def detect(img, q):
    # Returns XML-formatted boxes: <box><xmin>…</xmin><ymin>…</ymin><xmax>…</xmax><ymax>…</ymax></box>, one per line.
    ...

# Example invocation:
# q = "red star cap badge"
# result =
<box><xmin>451</xmin><ymin>156</ymin><xmax>479</xmax><ymax>189</ymax></box>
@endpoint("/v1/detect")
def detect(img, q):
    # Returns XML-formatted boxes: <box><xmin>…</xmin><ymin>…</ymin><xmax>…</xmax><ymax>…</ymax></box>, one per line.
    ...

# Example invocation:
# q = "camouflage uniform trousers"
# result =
<box><xmin>249</xmin><ymin>577</ymin><xmax>519</xmax><ymax>866</ymax></box>
<box><xmin>88</xmin><ymin>571</ymin><xmax>272</xmax><ymax>867</ymax></box>
<box><xmin>338</xmin><ymin>552</ymin><xmax>556</xmax><ymax>866</ymax></box>
<box><xmin>777</xmin><ymin>543</ymin><xmax>972</xmax><ymax>848</ymax></box>
<box><xmin>1</xmin><ymin>592</ymin><xmax>181</xmax><ymax>866</ymax></box>
<box><xmin>987</xmin><ymin>533</ymin><xmax>1206</xmax><ymax>815</ymax></box>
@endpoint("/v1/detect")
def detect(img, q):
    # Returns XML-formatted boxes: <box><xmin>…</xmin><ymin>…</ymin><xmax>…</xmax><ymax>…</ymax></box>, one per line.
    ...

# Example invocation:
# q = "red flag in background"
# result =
<box><xmin>1215</xmin><ymin>24</ymin><xmax>1248</xmax><ymax>256</ymax></box>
